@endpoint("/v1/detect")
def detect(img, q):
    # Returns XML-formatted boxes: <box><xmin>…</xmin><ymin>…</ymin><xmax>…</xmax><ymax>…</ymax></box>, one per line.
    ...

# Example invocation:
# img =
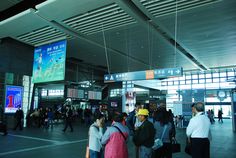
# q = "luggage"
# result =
<box><xmin>172</xmin><ymin>138</ymin><xmax>181</xmax><ymax>153</ymax></box>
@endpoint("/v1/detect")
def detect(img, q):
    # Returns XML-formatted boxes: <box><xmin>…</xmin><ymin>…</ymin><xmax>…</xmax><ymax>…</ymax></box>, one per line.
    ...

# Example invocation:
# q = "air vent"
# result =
<box><xmin>16</xmin><ymin>26</ymin><xmax>73</xmax><ymax>46</ymax></box>
<box><xmin>63</xmin><ymin>3</ymin><xmax>137</xmax><ymax>35</ymax></box>
<box><xmin>140</xmin><ymin>0</ymin><xmax>221</xmax><ymax>17</ymax></box>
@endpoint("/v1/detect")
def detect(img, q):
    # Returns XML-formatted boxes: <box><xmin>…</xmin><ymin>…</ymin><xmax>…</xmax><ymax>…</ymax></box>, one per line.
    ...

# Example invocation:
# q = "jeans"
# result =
<box><xmin>139</xmin><ymin>146</ymin><xmax>152</xmax><ymax>158</ymax></box>
<box><xmin>89</xmin><ymin>149</ymin><xmax>102</xmax><ymax>158</ymax></box>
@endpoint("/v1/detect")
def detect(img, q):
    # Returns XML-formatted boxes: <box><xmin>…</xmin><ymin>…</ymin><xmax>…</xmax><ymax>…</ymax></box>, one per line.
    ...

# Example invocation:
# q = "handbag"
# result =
<box><xmin>152</xmin><ymin>125</ymin><xmax>167</xmax><ymax>150</ymax></box>
<box><xmin>86</xmin><ymin>145</ymin><xmax>90</xmax><ymax>158</ymax></box>
<box><xmin>172</xmin><ymin>138</ymin><xmax>181</xmax><ymax>153</ymax></box>
<box><xmin>185</xmin><ymin>138</ymin><xmax>191</xmax><ymax>155</ymax></box>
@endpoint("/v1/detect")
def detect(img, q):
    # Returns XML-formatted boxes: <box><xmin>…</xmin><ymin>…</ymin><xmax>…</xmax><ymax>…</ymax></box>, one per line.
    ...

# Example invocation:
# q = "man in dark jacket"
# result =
<box><xmin>126</xmin><ymin>104</ymin><xmax>141</xmax><ymax>135</ymax></box>
<box><xmin>14</xmin><ymin>107</ymin><xmax>24</xmax><ymax>130</ymax></box>
<box><xmin>0</xmin><ymin>106</ymin><xmax>7</xmax><ymax>135</ymax></box>
<box><xmin>62</xmin><ymin>106</ymin><xmax>73</xmax><ymax>132</ymax></box>
<box><xmin>133</xmin><ymin>109</ymin><xmax>155</xmax><ymax>158</ymax></box>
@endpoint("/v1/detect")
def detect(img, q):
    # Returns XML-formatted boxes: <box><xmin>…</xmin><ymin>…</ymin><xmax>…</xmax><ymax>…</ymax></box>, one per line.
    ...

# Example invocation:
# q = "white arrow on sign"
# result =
<box><xmin>176</xmin><ymin>69</ymin><xmax>180</xmax><ymax>74</ymax></box>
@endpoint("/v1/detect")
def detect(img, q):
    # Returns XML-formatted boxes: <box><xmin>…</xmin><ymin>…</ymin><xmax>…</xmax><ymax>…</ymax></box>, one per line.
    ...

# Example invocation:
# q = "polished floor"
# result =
<box><xmin>0</xmin><ymin>119</ymin><xmax>235</xmax><ymax>158</ymax></box>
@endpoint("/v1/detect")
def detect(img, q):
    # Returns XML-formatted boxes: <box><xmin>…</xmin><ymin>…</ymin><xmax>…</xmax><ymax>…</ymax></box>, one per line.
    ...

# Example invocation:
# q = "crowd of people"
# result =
<box><xmin>87</xmin><ymin>103</ymin><xmax>176</xmax><ymax>158</ymax></box>
<box><xmin>0</xmin><ymin>102</ymin><xmax>213</xmax><ymax>158</ymax></box>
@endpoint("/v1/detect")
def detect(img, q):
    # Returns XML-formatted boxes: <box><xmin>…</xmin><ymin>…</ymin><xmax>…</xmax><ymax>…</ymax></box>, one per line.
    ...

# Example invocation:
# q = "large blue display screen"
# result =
<box><xmin>32</xmin><ymin>40</ymin><xmax>67</xmax><ymax>83</ymax></box>
<box><xmin>5</xmin><ymin>85</ymin><xmax>23</xmax><ymax>113</ymax></box>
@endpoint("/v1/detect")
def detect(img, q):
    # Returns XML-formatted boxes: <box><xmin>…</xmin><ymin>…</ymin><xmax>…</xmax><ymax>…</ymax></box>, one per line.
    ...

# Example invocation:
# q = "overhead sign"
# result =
<box><xmin>104</xmin><ymin>67</ymin><xmax>183</xmax><ymax>83</ymax></box>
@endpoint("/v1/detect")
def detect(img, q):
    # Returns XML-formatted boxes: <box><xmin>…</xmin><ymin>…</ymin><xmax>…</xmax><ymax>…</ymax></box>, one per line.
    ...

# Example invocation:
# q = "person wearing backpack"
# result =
<box><xmin>101</xmin><ymin>112</ymin><xmax>129</xmax><ymax>158</ymax></box>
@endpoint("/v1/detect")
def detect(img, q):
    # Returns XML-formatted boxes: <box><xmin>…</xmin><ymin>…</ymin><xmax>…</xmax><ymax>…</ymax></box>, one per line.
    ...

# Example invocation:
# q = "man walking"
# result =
<box><xmin>14</xmin><ymin>107</ymin><xmax>24</xmax><ymax>130</ymax></box>
<box><xmin>186</xmin><ymin>102</ymin><xmax>211</xmax><ymax>158</ymax></box>
<box><xmin>62</xmin><ymin>106</ymin><xmax>73</xmax><ymax>132</ymax></box>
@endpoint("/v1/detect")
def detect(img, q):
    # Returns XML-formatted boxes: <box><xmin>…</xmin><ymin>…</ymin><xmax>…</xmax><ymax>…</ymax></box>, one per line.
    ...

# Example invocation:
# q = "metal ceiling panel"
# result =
<box><xmin>140</xmin><ymin>0</ymin><xmax>221</xmax><ymax>18</ymax></box>
<box><xmin>0</xmin><ymin>0</ymin><xmax>23</xmax><ymax>12</ymax></box>
<box><xmin>63</xmin><ymin>3</ymin><xmax>137</xmax><ymax>35</ymax></box>
<box><xmin>0</xmin><ymin>9</ymin><xmax>46</xmax><ymax>38</ymax></box>
<box><xmin>0</xmin><ymin>8</ymin><xmax>73</xmax><ymax>46</ymax></box>
<box><xmin>35</xmin><ymin>0</ymin><xmax>113</xmax><ymax>22</ymax></box>
<box><xmin>16</xmin><ymin>25</ymin><xmax>72</xmax><ymax>46</ymax></box>
<box><xmin>154</xmin><ymin>0</ymin><xmax>236</xmax><ymax>69</ymax></box>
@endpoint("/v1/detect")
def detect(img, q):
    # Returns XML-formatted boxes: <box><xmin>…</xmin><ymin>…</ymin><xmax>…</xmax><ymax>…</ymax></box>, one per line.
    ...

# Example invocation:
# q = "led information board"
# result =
<box><xmin>104</xmin><ymin>67</ymin><xmax>183</xmax><ymax>83</ymax></box>
<box><xmin>5</xmin><ymin>85</ymin><xmax>23</xmax><ymax>113</ymax></box>
<box><xmin>32</xmin><ymin>40</ymin><xmax>67</xmax><ymax>83</ymax></box>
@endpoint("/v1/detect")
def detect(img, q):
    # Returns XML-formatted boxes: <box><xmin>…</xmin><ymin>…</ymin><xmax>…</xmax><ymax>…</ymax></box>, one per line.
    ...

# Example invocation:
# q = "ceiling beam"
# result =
<box><xmin>116</xmin><ymin>0</ymin><xmax>208</xmax><ymax>71</ymax></box>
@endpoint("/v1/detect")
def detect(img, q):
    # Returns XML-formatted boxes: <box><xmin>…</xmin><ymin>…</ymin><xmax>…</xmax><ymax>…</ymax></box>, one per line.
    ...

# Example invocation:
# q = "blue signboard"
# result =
<box><xmin>5</xmin><ymin>85</ymin><xmax>23</xmax><ymax>113</ymax></box>
<box><xmin>104</xmin><ymin>67</ymin><xmax>183</xmax><ymax>83</ymax></box>
<box><xmin>32</xmin><ymin>40</ymin><xmax>67</xmax><ymax>83</ymax></box>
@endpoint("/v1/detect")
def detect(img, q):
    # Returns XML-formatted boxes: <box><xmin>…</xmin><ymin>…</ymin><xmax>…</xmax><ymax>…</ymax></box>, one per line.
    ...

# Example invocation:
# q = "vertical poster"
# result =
<box><xmin>32</xmin><ymin>40</ymin><xmax>67</xmax><ymax>83</ymax></box>
<box><xmin>5</xmin><ymin>85</ymin><xmax>23</xmax><ymax>113</ymax></box>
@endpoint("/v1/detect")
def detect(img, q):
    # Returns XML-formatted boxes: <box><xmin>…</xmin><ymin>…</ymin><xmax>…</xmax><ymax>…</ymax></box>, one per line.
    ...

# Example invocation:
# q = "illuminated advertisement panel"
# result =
<box><xmin>32</xmin><ymin>40</ymin><xmax>67</xmax><ymax>83</ymax></box>
<box><xmin>5</xmin><ymin>85</ymin><xmax>23</xmax><ymax>113</ymax></box>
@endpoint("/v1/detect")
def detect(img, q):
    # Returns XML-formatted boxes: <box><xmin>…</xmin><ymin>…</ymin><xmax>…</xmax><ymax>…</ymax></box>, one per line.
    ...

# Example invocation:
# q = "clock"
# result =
<box><xmin>218</xmin><ymin>91</ymin><xmax>226</xmax><ymax>98</ymax></box>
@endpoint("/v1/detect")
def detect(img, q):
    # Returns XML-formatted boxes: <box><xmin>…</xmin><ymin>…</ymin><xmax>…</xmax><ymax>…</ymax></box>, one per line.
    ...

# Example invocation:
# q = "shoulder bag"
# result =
<box><xmin>152</xmin><ymin>124</ymin><xmax>167</xmax><ymax>150</ymax></box>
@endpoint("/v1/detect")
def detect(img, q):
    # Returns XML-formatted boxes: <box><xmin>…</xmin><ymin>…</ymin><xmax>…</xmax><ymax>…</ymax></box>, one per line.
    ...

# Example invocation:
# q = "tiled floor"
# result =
<box><xmin>0</xmin><ymin>119</ymin><xmax>235</xmax><ymax>158</ymax></box>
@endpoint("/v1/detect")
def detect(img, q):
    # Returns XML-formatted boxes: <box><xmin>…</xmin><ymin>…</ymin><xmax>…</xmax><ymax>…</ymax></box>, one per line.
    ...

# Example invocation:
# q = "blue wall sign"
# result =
<box><xmin>5</xmin><ymin>85</ymin><xmax>23</xmax><ymax>113</ymax></box>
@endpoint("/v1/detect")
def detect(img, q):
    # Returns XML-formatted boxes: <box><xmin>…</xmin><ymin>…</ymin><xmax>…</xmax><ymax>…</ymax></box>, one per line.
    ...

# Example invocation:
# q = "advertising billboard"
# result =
<box><xmin>32</xmin><ymin>40</ymin><xmax>67</xmax><ymax>83</ymax></box>
<box><xmin>5</xmin><ymin>85</ymin><xmax>23</xmax><ymax>113</ymax></box>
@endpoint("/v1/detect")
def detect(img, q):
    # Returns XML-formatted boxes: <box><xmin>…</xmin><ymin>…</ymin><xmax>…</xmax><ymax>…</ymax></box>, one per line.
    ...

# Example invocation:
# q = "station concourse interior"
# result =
<box><xmin>1</xmin><ymin>0</ymin><xmax>236</xmax><ymax>158</ymax></box>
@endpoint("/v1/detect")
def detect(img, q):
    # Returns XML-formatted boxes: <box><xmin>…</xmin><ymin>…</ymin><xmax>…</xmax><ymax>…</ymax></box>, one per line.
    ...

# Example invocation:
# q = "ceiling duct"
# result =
<box><xmin>140</xmin><ymin>0</ymin><xmax>222</xmax><ymax>17</ymax></box>
<box><xmin>63</xmin><ymin>3</ymin><xmax>137</xmax><ymax>35</ymax></box>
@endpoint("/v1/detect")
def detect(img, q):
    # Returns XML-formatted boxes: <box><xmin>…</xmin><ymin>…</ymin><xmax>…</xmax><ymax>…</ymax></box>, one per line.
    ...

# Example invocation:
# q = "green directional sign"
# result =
<box><xmin>104</xmin><ymin>67</ymin><xmax>183</xmax><ymax>83</ymax></box>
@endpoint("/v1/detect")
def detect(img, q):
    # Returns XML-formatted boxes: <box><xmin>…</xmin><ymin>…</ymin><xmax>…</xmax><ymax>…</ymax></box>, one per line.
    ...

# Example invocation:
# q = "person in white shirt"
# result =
<box><xmin>186</xmin><ymin>102</ymin><xmax>211</xmax><ymax>158</ymax></box>
<box><xmin>89</xmin><ymin>114</ymin><xmax>105</xmax><ymax>158</ymax></box>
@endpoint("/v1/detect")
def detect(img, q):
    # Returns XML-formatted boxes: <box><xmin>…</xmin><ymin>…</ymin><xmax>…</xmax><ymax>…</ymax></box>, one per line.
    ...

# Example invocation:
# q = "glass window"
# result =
<box><xmin>227</xmin><ymin>71</ymin><xmax>235</xmax><ymax>76</ymax></box>
<box><xmin>220</xmin><ymin>78</ymin><xmax>226</xmax><ymax>82</ymax></box>
<box><xmin>206</xmin><ymin>79</ymin><xmax>212</xmax><ymax>83</ymax></box>
<box><xmin>174</xmin><ymin>81</ymin><xmax>179</xmax><ymax>85</ymax></box>
<box><xmin>213</xmin><ymin>78</ymin><xmax>219</xmax><ymax>83</ymax></box>
<box><xmin>168</xmin><ymin>85</ymin><xmax>178</xmax><ymax>90</ymax></box>
<box><xmin>180</xmin><ymin>80</ymin><xmax>185</xmax><ymax>85</ymax></box>
<box><xmin>186</xmin><ymin>80</ymin><xmax>191</xmax><ymax>84</ymax></box>
<box><xmin>41</xmin><ymin>90</ymin><xmax>47</xmax><ymax>96</ymax></box>
<box><xmin>168</xmin><ymin>81</ymin><xmax>173</xmax><ymax>85</ymax></box>
<box><xmin>180</xmin><ymin>84</ymin><xmax>191</xmax><ymax>89</ymax></box>
<box><xmin>206</xmin><ymin>73</ymin><xmax>212</xmax><ymax>78</ymax></box>
<box><xmin>173</xmin><ymin>77</ymin><xmax>179</xmax><ymax>81</ymax></box>
<box><xmin>179</xmin><ymin>76</ymin><xmax>185</xmax><ymax>80</ymax></box>
<box><xmin>199</xmin><ymin>79</ymin><xmax>205</xmax><ymax>83</ymax></box>
<box><xmin>199</xmin><ymin>74</ymin><xmax>205</xmax><ymax>78</ymax></box>
<box><xmin>192</xmin><ymin>75</ymin><xmax>198</xmax><ymax>79</ymax></box>
<box><xmin>213</xmin><ymin>73</ymin><xmax>219</xmax><ymax>78</ymax></box>
<box><xmin>161</xmin><ymin>82</ymin><xmax>167</xmax><ymax>86</ymax></box>
<box><xmin>192</xmin><ymin>84</ymin><xmax>205</xmax><ymax>89</ymax></box>
<box><xmin>220</xmin><ymin>72</ymin><xmax>226</xmax><ymax>77</ymax></box>
<box><xmin>192</xmin><ymin>80</ymin><xmax>198</xmax><ymax>84</ymax></box>
<box><xmin>186</xmin><ymin>75</ymin><xmax>191</xmax><ymax>79</ymax></box>
<box><xmin>206</xmin><ymin>83</ymin><xmax>219</xmax><ymax>89</ymax></box>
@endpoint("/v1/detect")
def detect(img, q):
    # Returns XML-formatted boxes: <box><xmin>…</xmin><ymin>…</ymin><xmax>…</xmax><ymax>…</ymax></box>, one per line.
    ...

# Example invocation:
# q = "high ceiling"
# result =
<box><xmin>0</xmin><ymin>0</ymin><xmax>236</xmax><ymax>74</ymax></box>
